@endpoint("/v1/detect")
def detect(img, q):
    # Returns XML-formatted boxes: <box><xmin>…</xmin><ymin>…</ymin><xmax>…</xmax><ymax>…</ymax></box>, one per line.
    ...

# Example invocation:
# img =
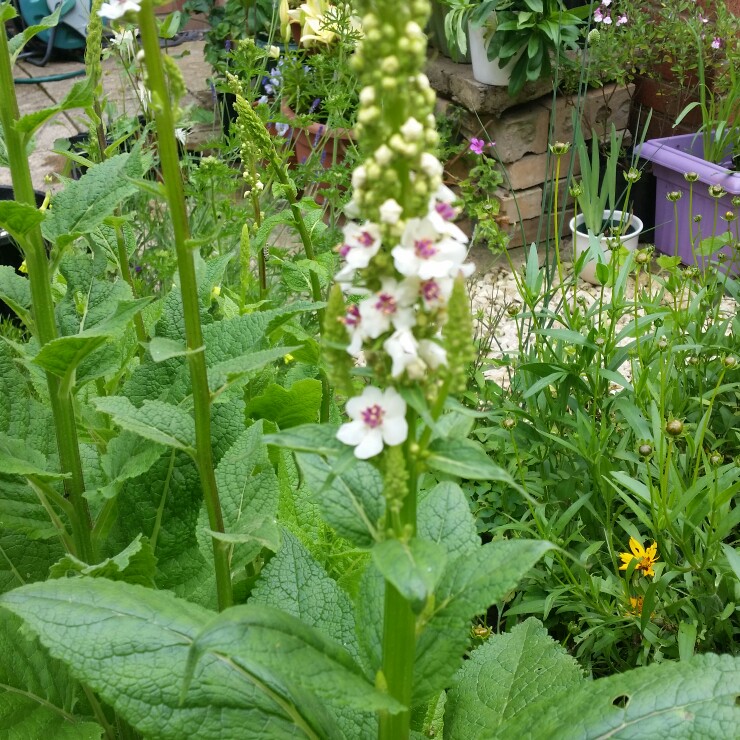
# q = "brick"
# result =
<box><xmin>505</xmin><ymin>208</ymin><xmax>574</xmax><ymax>249</ymax></box>
<box><xmin>582</xmin><ymin>83</ymin><xmax>634</xmax><ymax>139</ymax></box>
<box><xmin>462</xmin><ymin>101</ymin><xmax>551</xmax><ymax>162</ymax></box>
<box><xmin>495</xmin><ymin>177</ymin><xmax>573</xmax><ymax>225</ymax></box>
<box><xmin>504</xmin><ymin>148</ymin><xmax>580</xmax><ymax>191</ymax></box>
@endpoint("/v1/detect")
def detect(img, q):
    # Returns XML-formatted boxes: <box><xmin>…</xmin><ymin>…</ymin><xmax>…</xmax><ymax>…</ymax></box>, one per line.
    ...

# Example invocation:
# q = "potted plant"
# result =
<box><xmin>274</xmin><ymin>0</ymin><xmax>361</xmax><ymax>168</ymax></box>
<box><xmin>639</xmin><ymin>23</ymin><xmax>740</xmax><ymax>269</ymax></box>
<box><xmin>442</xmin><ymin>0</ymin><xmax>582</xmax><ymax>93</ymax></box>
<box><xmin>569</xmin><ymin>125</ymin><xmax>644</xmax><ymax>284</ymax></box>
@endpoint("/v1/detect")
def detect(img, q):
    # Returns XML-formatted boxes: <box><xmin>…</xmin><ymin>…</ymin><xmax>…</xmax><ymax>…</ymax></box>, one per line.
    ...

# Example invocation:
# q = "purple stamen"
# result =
<box><xmin>339</xmin><ymin>243</ymin><xmax>351</xmax><ymax>257</ymax></box>
<box><xmin>357</xmin><ymin>231</ymin><xmax>375</xmax><ymax>247</ymax></box>
<box><xmin>375</xmin><ymin>293</ymin><xmax>397</xmax><ymax>315</ymax></box>
<box><xmin>414</xmin><ymin>238</ymin><xmax>438</xmax><ymax>259</ymax></box>
<box><xmin>361</xmin><ymin>404</ymin><xmax>385</xmax><ymax>428</ymax></box>
<box><xmin>343</xmin><ymin>305</ymin><xmax>360</xmax><ymax>327</ymax></box>
<box><xmin>421</xmin><ymin>280</ymin><xmax>440</xmax><ymax>302</ymax></box>
<box><xmin>435</xmin><ymin>202</ymin><xmax>456</xmax><ymax>220</ymax></box>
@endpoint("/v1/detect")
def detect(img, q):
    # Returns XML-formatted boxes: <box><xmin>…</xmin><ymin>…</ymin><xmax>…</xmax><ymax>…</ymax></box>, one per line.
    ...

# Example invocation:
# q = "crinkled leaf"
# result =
<box><xmin>426</xmin><ymin>438</ymin><xmax>518</xmax><ymax>481</ymax></box>
<box><xmin>0</xmin><ymin>476</ymin><xmax>60</xmax><ymax>540</ymax></box>
<box><xmin>0</xmin><ymin>530</ymin><xmax>62</xmax><ymax>594</ymax></box>
<box><xmin>436</xmin><ymin>539</ymin><xmax>553</xmax><ymax>620</ymax></box>
<box><xmin>209</xmin><ymin>346</ymin><xmax>301</xmax><ymax>393</ymax></box>
<box><xmin>265</xmin><ymin>424</ymin><xmax>344</xmax><ymax>455</ymax></box>
<box><xmin>0</xmin><ymin>433</ymin><xmax>66</xmax><ymax>479</ymax></box>
<box><xmin>295</xmin><ymin>452</ymin><xmax>383</xmax><ymax>547</ymax></box>
<box><xmin>0</xmin><ymin>343</ymin><xmax>31</xmax><ymax>438</ymax></box>
<box><xmin>372</xmin><ymin>538</ymin><xmax>447</xmax><ymax>613</ymax></box>
<box><xmin>212</xmin><ymin>422</ymin><xmax>280</xmax><ymax>566</ymax></box>
<box><xmin>0</xmin><ymin>578</ymin><xmax>326</xmax><ymax>739</ymax></box>
<box><xmin>48</xmin><ymin>534</ymin><xmax>157</xmax><ymax>586</ymax></box>
<box><xmin>186</xmin><ymin>604</ymin><xmax>402</xmax><ymax>715</ymax></box>
<box><xmin>0</xmin><ymin>265</ymin><xmax>32</xmax><ymax>325</ymax></box>
<box><xmin>500</xmin><ymin>653</ymin><xmax>740</xmax><ymax>738</ymax></box>
<box><xmin>93</xmin><ymin>397</ymin><xmax>196</xmax><ymax>451</ymax></box>
<box><xmin>0</xmin><ymin>612</ymin><xmax>102</xmax><ymax>738</ymax></box>
<box><xmin>42</xmin><ymin>152</ymin><xmax>143</xmax><ymax>248</ymax></box>
<box><xmin>445</xmin><ymin>618</ymin><xmax>583</xmax><ymax>738</ymax></box>
<box><xmin>246</xmin><ymin>379</ymin><xmax>323</xmax><ymax>428</ymax></box>
<box><xmin>0</xmin><ymin>200</ymin><xmax>45</xmax><ymax>241</ymax></box>
<box><xmin>418</xmin><ymin>482</ymin><xmax>479</xmax><ymax>560</ymax></box>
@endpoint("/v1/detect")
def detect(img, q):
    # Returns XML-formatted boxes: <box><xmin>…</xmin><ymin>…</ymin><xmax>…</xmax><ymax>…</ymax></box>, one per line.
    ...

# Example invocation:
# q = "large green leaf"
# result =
<box><xmin>42</xmin><ymin>152</ymin><xmax>144</xmax><ymax>248</ymax></box>
<box><xmin>417</xmin><ymin>482</ymin><xmax>479</xmax><ymax>561</ymax></box>
<box><xmin>0</xmin><ymin>613</ymin><xmax>102</xmax><ymax>738</ymax></box>
<box><xmin>0</xmin><ymin>529</ymin><xmax>62</xmax><ymax>595</ymax></box>
<box><xmin>295</xmin><ymin>452</ymin><xmax>383</xmax><ymax>547</ymax></box>
<box><xmin>93</xmin><ymin>396</ymin><xmax>196</xmax><ymax>451</ymax></box>
<box><xmin>0</xmin><ymin>433</ymin><xmax>67</xmax><ymax>479</ymax></box>
<box><xmin>412</xmin><ymin>539</ymin><xmax>553</xmax><ymax>705</ymax></box>
<box><xmin>444</xmin><ymin>618</ymin><xmax>583</xmax><ymax>739</ymax></box>
<box><xmin>499</xmin><ymin>653</ymin><xmax>740</xmax><ymax>738</ymax></box>
<box><xmin>48</xmin><ymin>534</ymin><xmax>157</xmax><ymax>586</ymax></box>
<box><xmin>15</xmin><ymin>76</ymin><xmax>95</xmax><ymax>137</ymax></box>
<box><xmin>0</xmin><ymin>200</ymin><xmax>45</xmax><ymax>241</ymax></box>
<box><xmin>0</xmin><ymin>265</ymin><xmax>32</xmax><ymax>326</ymax></box>
<box><xmin>187</xmin><ymin>604</ymin><xmax>402</xmax><ymax>716</ymax></box>
<box><xmin>0</xmin><ymin>475</ymin><xmax>59</xmax><ymax>540</ymax></box>
<box><xmin>246</xmin><ymin>379</ymin><xmax>323</xmax><ymax>428</ymax></box>
<box><xmin>426</xmin><ymin>438</ymin><xmax>518</xmax><ymax>481</ymax></box>
<box><xmin>0</xmin><ymin>343</ymin><xmax>31</xmax><ymax>438</ymax></box>
<box><xmin>0</xmin><ymin>578</ymin><xmax>326</xmax><ymax>739</ymax></box>
<box><xmin>372</xmin><ymin>538</ymin><xmax>447</xmax><ymax>613</ymax></box>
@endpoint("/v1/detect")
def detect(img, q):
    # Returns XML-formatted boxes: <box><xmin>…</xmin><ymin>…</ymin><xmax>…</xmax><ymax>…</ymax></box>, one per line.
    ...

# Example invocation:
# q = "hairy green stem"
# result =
<box><xmin>0</xmin><ymin>22</ymin><xmax>94</xmax><ymax>562</ymax></box>
<box><xmin>139</xmin><ymin>0</ymin><xmax>232</xmax><ymax>610</ymax></box>
<box><xmin>114</xmin><ymin>221</ymin><xmax>147</xmax><ymax>349</ymax></box>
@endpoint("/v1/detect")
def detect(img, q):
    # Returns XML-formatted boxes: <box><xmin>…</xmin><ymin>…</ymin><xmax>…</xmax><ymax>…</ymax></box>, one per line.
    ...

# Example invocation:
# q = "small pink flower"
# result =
<box><xmin>616</xmin><ymin>14</ymin><xmax>628</xmax><ymax>25</ymax></box>
<box><xmin>594</xmin><ymin>7</ymin><xmax>603</xmax><ymax>22</ymax></box>
<box><xmin>469</xmin><ymin>138</ymin><xmax>485</xmax><ymax>155</ymax></box>
<box><xmin>711</xmin><ymin>37</ymin><xmax>722</xmax><ymax>49</ymax></box>
<box><xmin>601</xmin><ymin>13</ymin><xmax>612</xmax><ymax>25</ymax></box>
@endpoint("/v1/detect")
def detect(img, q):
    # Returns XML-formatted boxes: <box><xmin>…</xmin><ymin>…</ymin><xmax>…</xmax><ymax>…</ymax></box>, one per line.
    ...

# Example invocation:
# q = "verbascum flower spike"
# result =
<box><xmin>323</xmin><ymin>284</ymin><xmax>355</xmax><ymax>395</ymax></box>
<box><xmin>442</xmin><ymin>275</ymin><xmax>475</xmax><ymax>394</ymax></box>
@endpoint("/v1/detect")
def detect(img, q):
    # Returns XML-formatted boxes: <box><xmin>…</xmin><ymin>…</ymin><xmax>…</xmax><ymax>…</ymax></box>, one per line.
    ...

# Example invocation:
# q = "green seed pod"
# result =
<box><xmin>665</xmin><ymin>419</ymin><xmax>684</xmax><ymax>436</ymax></box>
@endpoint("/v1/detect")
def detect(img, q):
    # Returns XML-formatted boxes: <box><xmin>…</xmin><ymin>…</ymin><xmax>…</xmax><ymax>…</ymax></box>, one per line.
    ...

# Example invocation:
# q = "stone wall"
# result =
<box><xmin>427</xmin><ymin>55</ymin><xmax>634</xmax><ymax>249</ymax></box>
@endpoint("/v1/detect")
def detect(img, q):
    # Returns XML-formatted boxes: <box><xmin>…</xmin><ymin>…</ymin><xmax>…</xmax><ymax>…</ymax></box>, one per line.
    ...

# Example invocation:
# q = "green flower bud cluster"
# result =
<box><xmin>349</xmin><ymin>0</ymin><xmax>439</xmax><ymax>229</ymax></box>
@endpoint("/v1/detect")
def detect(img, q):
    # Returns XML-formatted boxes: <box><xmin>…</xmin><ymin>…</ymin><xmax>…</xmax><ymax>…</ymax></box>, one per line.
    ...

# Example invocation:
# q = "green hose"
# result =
<box><xmin>14</xmin><ymin>68</ymin><xmax>85</xmax><ymax>83</ymax></box>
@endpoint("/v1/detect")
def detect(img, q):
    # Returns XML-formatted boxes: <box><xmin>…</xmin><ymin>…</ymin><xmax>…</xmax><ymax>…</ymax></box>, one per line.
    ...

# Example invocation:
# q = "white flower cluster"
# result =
<box><xmin>98</xmin><ymin>0</ymin><xmax>140</xmax><ymax>20</ymax></box>
<box><xmin>336</xmin><ymin>149</ymin><xmax>474</xmax><ymax>459</ymax></box>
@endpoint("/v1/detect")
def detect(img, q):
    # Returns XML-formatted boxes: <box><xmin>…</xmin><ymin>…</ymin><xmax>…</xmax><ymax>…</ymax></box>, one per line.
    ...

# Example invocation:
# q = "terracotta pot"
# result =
<box><xmin>280</xmin><ymin>101</ymin><xmax>355</xmax><ymax>169</ymax></box>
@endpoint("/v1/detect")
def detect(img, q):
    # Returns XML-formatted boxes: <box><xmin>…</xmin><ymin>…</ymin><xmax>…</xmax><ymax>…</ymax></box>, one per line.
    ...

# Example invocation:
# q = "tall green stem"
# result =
<box><xmin>0</xmin><ymin>23</ymin><xmax>93</xmax><ymax>562</ymax></box>
<box><xmin>138</xmin><ymin>0</ymin><xmax>232</xmax><ymax>610</ymax></box>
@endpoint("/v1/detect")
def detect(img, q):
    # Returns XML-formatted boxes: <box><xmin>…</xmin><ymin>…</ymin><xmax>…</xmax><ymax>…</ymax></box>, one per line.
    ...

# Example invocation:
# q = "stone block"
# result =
<box><xmin>462</xmin><ymin>101</ymin><xmax>551</xmax><ymax>163</ymax></box>
<box><xmin>504</xmin><ymin>208</ymin><xmax>574</xmax><ymax>249</ymax></box>
<box><xmin>582</xmin><ymin>83</ymin><xmax>634</xmax><ymax>139</ymax></box>
<box><xmin>504</xmin><ymin>148</ymin><xmax>580</xmax><ymax>191</ymax></box>
<box><xmin>495</xmin><ymin>177</ymin><xmax>573</xmax><ymax>225</ymax></box>
<box><xmin>426</xmin><ymin>54</ymin><xmax>553</xmax><ymax>118</ymax></box>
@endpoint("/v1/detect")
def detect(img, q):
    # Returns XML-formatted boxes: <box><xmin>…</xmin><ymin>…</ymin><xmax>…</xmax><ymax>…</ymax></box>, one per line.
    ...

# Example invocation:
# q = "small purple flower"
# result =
<box><xmin>313</xmin><ymin>124</ymin><xmax>325</xmax><ymax>148</ymax></box>
<box><xmin>225</xmin><ymin>39</ymin><xmax>231</xmax><ymax>52</ymax></box>
<box><xmin>134</xmin><ymin>265</ymin><xmax>142</xmax><ymax>273</ymax></box>
<box><xmin>616</xmin><ymin>14</ymin><xmax>627</xmax><ymax>25</ymax></box>
<box><xmin>469</xmin><ymin>138</ymin><xmax>486</xmax><ymax>155</ymax></box>
<box><xmin>594</xmin><ymin>7</ymin><xmax>603</xmax><ymax>22</ymax></box>
<box><xmin>275</xmin><ymin>122</ymin><xmax>290</xmax><ymax>137</ymax></box>
<box><xmin>309</xmin><ymin>97</ymin><xmax>321</xmax><ymax>115</ymax></box>
<box><xmin>711</xmin><ymin>37</ymin><xmax>722</xmax><ymax>49</ymax></box>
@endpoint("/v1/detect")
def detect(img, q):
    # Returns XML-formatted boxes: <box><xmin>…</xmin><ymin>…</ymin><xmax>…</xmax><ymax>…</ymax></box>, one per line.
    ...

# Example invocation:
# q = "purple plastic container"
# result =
<box><xmin>639</xmin><ymin>134</ymin><xmax>740</xmax><ymax>267</ymax></box>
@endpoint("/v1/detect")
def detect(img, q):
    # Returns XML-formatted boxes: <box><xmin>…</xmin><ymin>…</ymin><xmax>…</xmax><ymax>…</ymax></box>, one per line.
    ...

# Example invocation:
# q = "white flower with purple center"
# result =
<box><xmin>98</xmin><ymin>0</ymin><xmax>141</xmax><ymax>19</ymax></box>
<box><xmin>359</xmin><ymin>278</ymin><xmax>417</xmax><ymax>339</ymax></box>
<box><xmin>337</xmin><ymin>386</ymin><xmax>408</xmax><ymax>459</ymax></box>
<box><xmin>335</xmin><ymin>222</ymin><xmax>382</xmax><ymax>282</ymax></box>
<box><xmin>392</xmin><ymin>217</ymin><xmax>472</xmax><ymax>280</ymax></box>
<box><xmin>342</xmin><ymin>303</ymin><xmax>365</xmax><ymax>355</ymax></box>
<box><xmin>384</xmin><ymin>329</ymin><xmax>447</xmax><ymax>378</ymax></box>
<box><xmin>419</xmin><ymin>276</ymin><xmax>453</xmax><ymax>309</ymax></box>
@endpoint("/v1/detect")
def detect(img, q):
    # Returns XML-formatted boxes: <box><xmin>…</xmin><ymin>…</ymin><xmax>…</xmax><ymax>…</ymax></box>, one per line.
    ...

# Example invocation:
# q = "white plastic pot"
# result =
<box><xmin>569</xmin><ymin>210</ymin><xmax>643</xmax><ymax>285</ymax></box>
<box><xmin>468</xmin><ymin>20</ymin><xmax>517</xmax><ymax>87</ymax></box>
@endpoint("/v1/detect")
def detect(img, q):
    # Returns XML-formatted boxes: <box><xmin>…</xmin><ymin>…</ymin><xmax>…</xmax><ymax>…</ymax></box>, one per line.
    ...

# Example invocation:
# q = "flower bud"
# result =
<box><xmin>683</xmin><ymin>171</ymin><xmax>699</xmax><ymax>182</ymax></box>
<box><xmin>708</xmin><ymin>184</ymin><xmax>726</xmax><ymax>199</ymax></box>
<box><xmin>665</xmin><ymin>419</ymin><xmax>684</xmax><ymax>436</ymax></box>
<box><xmin>666</xmin><ymin>190</ymin><xmax>682</xmax><ymax>202</ymax></box>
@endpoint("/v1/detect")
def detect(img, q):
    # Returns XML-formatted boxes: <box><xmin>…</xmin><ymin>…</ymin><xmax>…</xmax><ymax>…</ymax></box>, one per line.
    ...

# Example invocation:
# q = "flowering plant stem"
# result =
<box><xmin>0</xmin><ymin>24</ymin><xmax>94</xmax><ymax>563</ymax></box>
<box><xmin>138</xmin><ymin>0</ymin><xmax>232</xmax><ymax>610</ymax></box>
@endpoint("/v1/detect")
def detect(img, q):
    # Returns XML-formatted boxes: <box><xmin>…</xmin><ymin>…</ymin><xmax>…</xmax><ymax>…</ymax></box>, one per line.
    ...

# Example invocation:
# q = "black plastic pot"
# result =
<box><xmin>0</xmin><ymin>186</ymin><xmax>45</xmax><ymax>320</ymax></box>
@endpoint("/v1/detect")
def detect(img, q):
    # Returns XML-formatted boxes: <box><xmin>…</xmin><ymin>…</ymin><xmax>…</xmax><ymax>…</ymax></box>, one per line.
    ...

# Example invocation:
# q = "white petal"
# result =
<box><xmin>354</xmin><ymin>429</ymin><xmax>384</xmax><ymax>459</ymax></box>
<box><xmin>337</xmin><ymin>420</ymin><xmax>366</xmax><ymax>445</ymax></box>
<box><xmin>382</xmin><ymin>417</ymin><xmax>408</xmax><ymax>447</ymax></box>
<box><xmin>381</xmin><ymin>387</ymin><xmax>407</xmax><ymax>417</ymax></box>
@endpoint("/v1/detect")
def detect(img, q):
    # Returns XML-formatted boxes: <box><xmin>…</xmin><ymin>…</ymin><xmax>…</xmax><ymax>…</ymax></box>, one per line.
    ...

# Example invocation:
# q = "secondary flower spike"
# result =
<box><xmin>619</xmin><ymin>537</ymin><xmax>659</xmax><ymax>578</ymax></box>
<box><xmin>337</xmin><ymin>386</ymin><xmax>408</xmax><ymax>459</ymax></box>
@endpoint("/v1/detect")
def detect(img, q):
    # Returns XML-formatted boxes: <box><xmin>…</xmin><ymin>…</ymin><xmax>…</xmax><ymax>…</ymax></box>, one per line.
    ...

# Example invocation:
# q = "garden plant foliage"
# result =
<box><xmin>0</xmin><ymin>0</ymin><xmax>739</xmax><ymax>738</ymax></box>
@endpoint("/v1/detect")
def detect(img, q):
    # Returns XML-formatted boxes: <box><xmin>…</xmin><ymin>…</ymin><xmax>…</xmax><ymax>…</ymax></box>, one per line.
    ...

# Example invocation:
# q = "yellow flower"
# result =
<box><xmin>619</xmin><ymin>537</ymin><xmax>658</xmax><ymax>578</ymax></box>
<box><xmin>627</xmin><ymin>596</ymin><xmax>644</xmax><ymax>615</ymax></box>
<box><xmin>18</xmin><ymin>260</ymin><xmax>28</xmax><ymax>274</ymax></box>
